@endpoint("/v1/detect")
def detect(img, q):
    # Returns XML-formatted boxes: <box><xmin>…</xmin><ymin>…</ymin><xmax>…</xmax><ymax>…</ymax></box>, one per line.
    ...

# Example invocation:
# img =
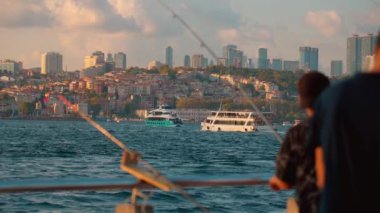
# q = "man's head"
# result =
<box><xmin>298</xmin><ymin>72</ymin><xmax>330</xmax><ymax>109</ymax></box>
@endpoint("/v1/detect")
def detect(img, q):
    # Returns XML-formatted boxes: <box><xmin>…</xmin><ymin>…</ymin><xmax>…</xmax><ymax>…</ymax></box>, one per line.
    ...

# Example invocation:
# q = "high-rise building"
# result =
<box><xmin>92</xmin><ymin>51</ymin><xmax>105</xmax><ymax>63</ymax></box>
<box><xmin>114</xmin><ymin>52</ymin><xmax>127</xmax><ymax>69</ymax></box>
<box><xmin>166</xmin><ymin>46</ymin><xmax>173</xmax><ymax>68</ymax></box>
<box><xmin>209</xmin><ymin>59</ymin><xmax>215</xmax><ymax>66</ymax></box>
<box><xmin>202</xmin><ymin>57</ymin><xmax>209</xmax><ymax>68</ymax></box>
<box><xmin>148</xmin><ymin>60</ymin><xmax>163</xmax><ymax>70</ymax></box>
<box><xmin>347</xmin><ymin>34</ymin><xmax>378</xmax><ymax>74</ymax></box>
<box><xmin>331</xmin><ymin>60</ymin><xmax>343</xmax><ymax>77</ymax></box>
<box><xmin>192</xmin><ymin>54</ymin><xmax>204</xmax><ymax>69</ymax></box>
<box><xmin>84</xmin><ymin>56</ymin><xmax>98</xmax><ymax>69</ymax></box>
<box><xmin>234</xmin><ymin>50</ymin><xmax>243</xmax><ymax>68</ymax></box>
<box><xmin>299</xmin><ymin>47</ymin><xmax>319</xmax><ymax>71</ymax></box>
<box><xmin>106</xmin><ymin>53</ymin><xmax>113</xmax><ymax>62</ymax></box>
<box><xmin>258</xmin><ymin>48</ymin><xmax>268</xmax><ymax>69</ymax></box>
<box><xmin>217</xmin><ymin>58</ymin><xmax>227</xmax><ymax>66</ymax></box>
<box><xmin>0</xmin><ymin>60</ymin><xmax>22</xmax><ymax>74</ymax></box>
<box><xmin>41</xmin><ymin>52</ymin><xmax>63</xmax><ymax>75</ymax></box>
<box><xmin>248</xmin><ymin>58</ymin><xmax>254</xmax><ymax>69</ymax></box>
<box><xmin>184</xmin><ymin>55</ymin><xmax>191</xmax><ymax>67</ymax></box>
<box><xmin>272</xmin><ymin>58</ymin><xmax>283</xmax><ymax>71</ymax></box>
<box><xmin>283</xmin><ymin>60</ymin><xmax>300</xmax><ymax>72</ymax></box>
<box><xmin>223</xmin><ymin>45</ymin><xmax>237</xmax><ymax>66</ymax></box>
<box><xmin>84</xmin><ymin>51</ymin><xmax>105</xmax><ymax>69</ymax></box>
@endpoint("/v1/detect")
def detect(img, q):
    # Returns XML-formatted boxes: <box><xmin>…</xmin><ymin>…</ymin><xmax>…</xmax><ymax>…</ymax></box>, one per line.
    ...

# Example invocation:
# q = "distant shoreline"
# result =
<box><xmin>0</xmin><ymin>117</ymin><xmax>147</xmax><ymax>122</ymax></box>
<box><xmin>0</xmin><ymin>116</ymin><xmax>84</xmax><ymax>121</ymax></box>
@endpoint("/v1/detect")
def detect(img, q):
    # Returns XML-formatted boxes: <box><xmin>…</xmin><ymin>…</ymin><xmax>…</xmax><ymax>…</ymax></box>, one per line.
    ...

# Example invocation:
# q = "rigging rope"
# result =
<box><xmin>156</xmin><ymin>0</ymin><xmax>283</xmax><ymax>144</ymax></box>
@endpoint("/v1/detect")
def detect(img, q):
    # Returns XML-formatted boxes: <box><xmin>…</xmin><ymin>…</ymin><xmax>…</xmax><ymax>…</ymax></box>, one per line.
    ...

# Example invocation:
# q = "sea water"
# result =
<box><xmin>0</xmin><ymin>120</ymin><xmax>292</xmax><ymax>213</ymax></box>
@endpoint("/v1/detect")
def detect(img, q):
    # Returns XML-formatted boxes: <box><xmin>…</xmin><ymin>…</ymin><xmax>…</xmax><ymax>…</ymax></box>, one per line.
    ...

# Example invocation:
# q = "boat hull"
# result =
<box><xmin>201</xmin><ymin>123</ymin><xmax>255</xmax><ymax>132</ymax></box>
<box><xmin>144</xmin><ymin>120</ymin><xmax>180</xmax><ymax>127</ymax></box>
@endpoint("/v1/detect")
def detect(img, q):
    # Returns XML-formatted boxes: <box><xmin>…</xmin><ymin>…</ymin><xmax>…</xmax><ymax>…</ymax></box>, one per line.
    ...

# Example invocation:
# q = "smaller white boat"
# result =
<box><xmin>201</xmin><ymin>111</ymin><xmax>256</xmax><ymax>132</ymax></box>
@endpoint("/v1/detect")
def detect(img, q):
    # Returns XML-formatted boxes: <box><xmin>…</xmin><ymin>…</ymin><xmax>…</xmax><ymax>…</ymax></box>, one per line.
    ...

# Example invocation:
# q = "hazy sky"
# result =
<box><xmin>0</xmin><ymin>0</ymin><xmax>379</xmax><ymax>74</ymax></box>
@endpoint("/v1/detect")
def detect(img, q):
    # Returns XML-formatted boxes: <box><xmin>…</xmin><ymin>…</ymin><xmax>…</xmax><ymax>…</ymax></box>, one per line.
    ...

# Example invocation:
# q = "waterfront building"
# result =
<box><xmin>175</xmin><ymin>108</ymin><xmax>212</xmax><ymax>123</ymax></box>
<box><xmin>41</xmin><ymin>52</ymin><xmax>63</xmax><ymax>75</ymax></box>
<box><xmin>299</xmin><ymin>47</ymin><xmax>318</xmax><ymax>71</ymax></box>
<box><xmin>166</xmin><ymin>46</ymin><xmax>173</xmax><ymax>68</ymax></box>
<box><xmin>258</xmin><ymin>48</ymin><xmax>268</xmax><ymax>69</ymax></box>
<box><xmin>331</xmin><ymin>60</ymin><xmax>343</xmax><ymax>77</ymax></box>
<box><xmin>347</xmin><ymin>34</ymin><xmax>378</xmax><ymax>74</ymax></box>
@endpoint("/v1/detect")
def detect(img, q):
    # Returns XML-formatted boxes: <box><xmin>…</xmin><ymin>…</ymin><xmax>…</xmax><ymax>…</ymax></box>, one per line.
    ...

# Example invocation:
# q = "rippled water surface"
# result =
<box><xmin>0</xmin><ymin>120</ymin><xmax>292</xmax><ymax>212</ymax></box>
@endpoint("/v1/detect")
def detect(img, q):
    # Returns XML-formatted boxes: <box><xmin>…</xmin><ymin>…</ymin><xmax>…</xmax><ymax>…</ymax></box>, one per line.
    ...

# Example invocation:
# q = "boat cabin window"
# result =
<box><xmin>214</xmin><ymin>120</ymin><xmax>247</xmax><ymax>125</ymax></box>
<box><xmin>147</xmin><ymin>117</ymin><xmax>166</xmax><ymax>121</ymax></box>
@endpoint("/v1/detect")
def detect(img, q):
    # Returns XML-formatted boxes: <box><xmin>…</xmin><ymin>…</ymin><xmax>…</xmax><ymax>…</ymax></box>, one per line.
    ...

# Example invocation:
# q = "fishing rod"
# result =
<box><xmin>156</xmin><ymin>0</ymin><xmax>283</xmax><ymax>144</ymax></box>
<box><xmin>57</xmin><ymin>95</ymin><xmax>209</xmax><ymax>212</ymax></box>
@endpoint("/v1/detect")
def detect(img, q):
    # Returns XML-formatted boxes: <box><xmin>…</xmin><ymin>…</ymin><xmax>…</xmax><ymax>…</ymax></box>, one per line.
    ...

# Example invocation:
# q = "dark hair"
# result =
<box><xmin>298</xmin><ymin>72</ymin><xmax>330</xmax><ymax>109</ymax></box>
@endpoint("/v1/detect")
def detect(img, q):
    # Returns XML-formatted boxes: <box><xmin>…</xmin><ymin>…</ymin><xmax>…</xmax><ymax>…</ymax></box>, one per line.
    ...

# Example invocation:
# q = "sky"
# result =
<box><xmin>0</xmin><ymin>0</ymin><xmax>379</xmax><ymax>74</ymax></box>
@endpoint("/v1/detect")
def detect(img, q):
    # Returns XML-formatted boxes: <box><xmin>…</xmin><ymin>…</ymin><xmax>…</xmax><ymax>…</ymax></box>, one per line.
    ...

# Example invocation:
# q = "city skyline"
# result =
<box><xmin>0</xmin><ymin>0</ymin><xmax>378</xmax><ymax>74</ymax></box>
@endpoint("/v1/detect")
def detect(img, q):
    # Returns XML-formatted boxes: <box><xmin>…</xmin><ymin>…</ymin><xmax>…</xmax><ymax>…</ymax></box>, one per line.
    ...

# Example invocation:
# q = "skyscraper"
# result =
<box><xmin>223</xmin><ymin>45</ymin><xmax>237</xmax><ymax>66</ymax></box>
<box><xmin>202</xmin><ymin>57</ymin><xmax>209</xmax><ymax>68</ymax></box>
<box><xmin>114</xmin><ymin>52</ymin><xmax>127</xmax><ymax>69</ymax></box>
<box><xmin>92</xmin><ymin>51</ymin><xmax>105</xmax><ymax>63</ymax></box>
<box><xmin>248</xmin><ymin>58</ymin><xmax>254</xmax><ymax>69</ymax></box>
<box><xmin>272</xmin><ymin>59</ymin><xmax>283</xmax><ymax>71</ymax></box>
<box><xmin>41</xmin><ymin>52</ymin><xmax>63</xmax><ymax>75</ymax></box>
<box><xmin>106</xmin><ymin>53</ymin><xmax>113</xmax><ymax>62</ymax></box>
<box><xmin>166</xmin><ymin>46</ymin><xmax>173</xmax><ymax>68</ymax></box>
<box><xmin>331</xmin><ymin>60</ymin><xmax>343</xmax><ymax>77</ymax></box>
<box><xmin>192</xmin><ymin>54</ymin><xmax>203</xmax><ymax>69</ymax></box>
<box><xmin>234</xmin><ymin>50</ymin><xmax>244</xmax><ymax>68</ymax></box>
<box><xmin>299</xmin><ymin>47</ymin><xmax>318</xmax><ymax>71</ymax></box>
<box><xmin>258</xmin><ymin>48</ymin><xmax>268</xmax><ymax>69</ymax></box>
<box><xmin>347</xmin><ymin>34</ymin><xmax>378</xmax><ymax>74</ymax></box>
<box><xmin>184</xmin><ymin>55</ymin><xmax>191</xmax><ymax>67</ymax></box>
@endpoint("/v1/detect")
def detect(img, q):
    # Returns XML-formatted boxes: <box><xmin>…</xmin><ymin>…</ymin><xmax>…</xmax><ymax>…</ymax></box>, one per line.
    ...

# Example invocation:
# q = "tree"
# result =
<box><xmin>19</xmin><ymin>102</ymin><xmax>34</xmax><ymax>115</ymax></box>
<box><xmin>168</xmin><ymin>70</ymin><xmax>177</xmax><ymax>81</ymax></box>
<box><xmin>159</xmin><ymin>65</ymin><xmax>170</xmax><ymax>75</ymax></box>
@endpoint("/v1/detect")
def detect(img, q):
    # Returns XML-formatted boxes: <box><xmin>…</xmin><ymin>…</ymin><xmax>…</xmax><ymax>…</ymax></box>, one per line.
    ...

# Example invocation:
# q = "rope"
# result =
<box><xmin>156</xmin><ymin>0</ymin><xmax>283</xmax><ymax>144</ymax></box>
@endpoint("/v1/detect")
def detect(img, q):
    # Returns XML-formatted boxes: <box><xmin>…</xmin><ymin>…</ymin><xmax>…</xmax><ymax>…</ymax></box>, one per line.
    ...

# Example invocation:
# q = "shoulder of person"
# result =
<box><xmin>286</xmin><ymin>121</ymin><xmax>308</xmax><ymax>136</ymax></box>
<box><xmin>315</xmin><ymin>76</ymin><xmax>356</xmax><ymax>107</ymax></box>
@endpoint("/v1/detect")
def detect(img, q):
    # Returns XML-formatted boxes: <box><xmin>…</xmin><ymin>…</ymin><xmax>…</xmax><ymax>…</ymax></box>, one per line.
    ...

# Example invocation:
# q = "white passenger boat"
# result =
<box><xmin>201</xmin><ymin>111</ymin><xmax>256</xmax><ymax>132</ymax></box>
<box><xmin>145</xmin><ymin>105</ymin><xmax>183</xmax><ymax>127</ymax></box>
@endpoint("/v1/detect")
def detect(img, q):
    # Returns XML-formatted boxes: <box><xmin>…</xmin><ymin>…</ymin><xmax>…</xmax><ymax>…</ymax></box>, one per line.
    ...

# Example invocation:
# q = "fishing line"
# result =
<box><xmin>156</xmin><ymin>0</ymin><xmax>283</xmax><ymax>144</ymax></box>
